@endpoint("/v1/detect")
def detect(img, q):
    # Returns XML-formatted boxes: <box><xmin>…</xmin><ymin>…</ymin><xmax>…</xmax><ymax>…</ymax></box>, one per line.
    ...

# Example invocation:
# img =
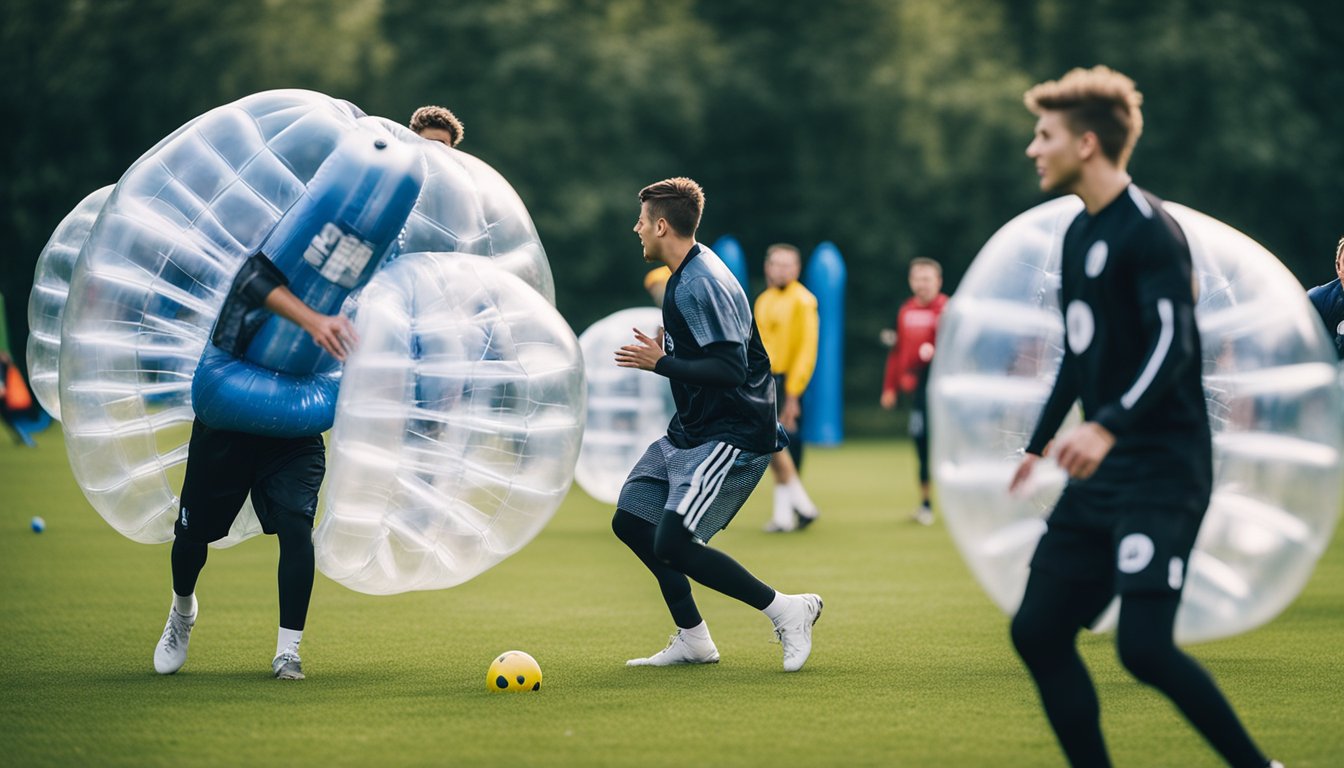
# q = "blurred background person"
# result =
<box><xmin>754</xmin><ymin>243</ymin><xmax>820</xmax><ymax>532</ymax></box>
<box><xmin>881</xmin><ymin>257</ymin><xmax>948</xmax><ymax>525</ymax></box>
<box><xmin>1307</xmin><ymin>236</ymin><xmax>1343</xmax><ymax>359</ymax></box>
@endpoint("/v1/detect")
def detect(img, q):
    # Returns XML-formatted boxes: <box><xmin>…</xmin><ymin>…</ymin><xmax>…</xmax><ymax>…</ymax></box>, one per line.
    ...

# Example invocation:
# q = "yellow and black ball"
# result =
<box><xmin>486</xmin><ymin>650</ymin><xmax>542</xmax><ymax>692</ymax></box>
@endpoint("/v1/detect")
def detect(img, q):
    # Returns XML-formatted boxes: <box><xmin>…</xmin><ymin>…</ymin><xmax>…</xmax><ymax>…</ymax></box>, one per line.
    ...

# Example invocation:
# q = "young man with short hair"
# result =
<box><xmin>1306</xmin><ymin>236</ymin><xmax>1344</xmax><ymax>359</ymax></box>
<box><xmin>1007</xmin><ymin>66</ymin><xmax>1279</xmax><ymax>768</ymax></box>
<box><xmin>613</xmin><ymin>177</ymin><xmax>822</xmax><ymax>672</ymax></box>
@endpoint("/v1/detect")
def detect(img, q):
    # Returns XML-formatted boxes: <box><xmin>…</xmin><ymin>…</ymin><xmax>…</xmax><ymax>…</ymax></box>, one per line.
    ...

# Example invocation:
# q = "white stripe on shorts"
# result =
<box><xmin>677</xmin><ymin>442</ymin><xmax>741</xmax><ymax>531</ymax></box>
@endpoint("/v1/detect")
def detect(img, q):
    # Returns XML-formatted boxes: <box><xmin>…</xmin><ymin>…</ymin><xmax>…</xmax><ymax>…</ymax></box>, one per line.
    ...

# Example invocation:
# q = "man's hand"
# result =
<box><xmin>880</xmin><ymin>389</ymin><xmax>897</xmax><ymax>410</ymax></box>
<box><xmin>1048</xmin><ymin>422</ymin><xmax>1116</xmax><ymax>480</ymax></box>
<box><xmin>780</xmin><ymin>395</ymin><xmax>801</xmax><ymax>432</ymax></box>
<box><xmin>303</xmin><ymin>314</ymin><xmax>358</xmax><ymax>361</ymax></box>
<box><xmin>615</xmin><ymin>327</ymin><xmax>665</xmax><ymax>371</ymax></box>
<box><xmin>1008</xmin><ymin>452</ymin><xmax>1040</xmax><ymax>496</ymax></box>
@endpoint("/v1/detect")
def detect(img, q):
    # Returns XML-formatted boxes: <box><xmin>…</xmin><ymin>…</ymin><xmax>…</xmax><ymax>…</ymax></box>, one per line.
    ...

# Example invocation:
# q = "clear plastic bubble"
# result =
<box><xmin>931</xmin><ymin>196</ymin><xmax>1344</xmax><ymax>643</ymax></box>
<box><xmin>313</xmin><ymin>254</ymin><xmax>585</xmax><ymax>595</ymax></box>
<box><xmin>574</xmin><ymin>308</ymin><xmax>676</xmax><ymax>504</ymax></box>
<box><xmin>27</xmin><ymin>185</ymin><xmax>112</xmax><ymax>420</ymax></box>
<box><xmin>50</xmin><ymin>91</ymin><xmax>558</xmax><ymax>555</ymax></box>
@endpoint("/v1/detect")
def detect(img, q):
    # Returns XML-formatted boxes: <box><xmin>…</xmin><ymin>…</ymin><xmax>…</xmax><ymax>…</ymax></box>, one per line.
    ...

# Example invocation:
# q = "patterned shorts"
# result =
<box><xmin>617</xmin><ymin>437</ymin><xmax>771</xmax><ymax>542</ymax></box>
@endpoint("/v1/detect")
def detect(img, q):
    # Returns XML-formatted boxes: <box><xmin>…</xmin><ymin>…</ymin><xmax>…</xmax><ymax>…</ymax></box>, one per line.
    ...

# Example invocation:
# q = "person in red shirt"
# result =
<box><xmin>880</xmin><ymin>258</ymin><xmax>948</xmax><ymax>524</ymax></box>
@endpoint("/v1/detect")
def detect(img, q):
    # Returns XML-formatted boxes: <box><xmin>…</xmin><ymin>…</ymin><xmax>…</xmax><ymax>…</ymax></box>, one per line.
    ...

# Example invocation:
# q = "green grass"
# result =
<box><xmin>1</xmin><ymin>431</ymin><xmax>1340</xmax><ymax>767</ymax></box>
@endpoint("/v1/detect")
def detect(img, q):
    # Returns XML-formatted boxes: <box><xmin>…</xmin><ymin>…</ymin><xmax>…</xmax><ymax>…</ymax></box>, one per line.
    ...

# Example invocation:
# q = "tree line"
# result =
<box><xmin>3</xmin><ymin>0</ymin><xmax>1339</xmax><ymax>434</ymax></box>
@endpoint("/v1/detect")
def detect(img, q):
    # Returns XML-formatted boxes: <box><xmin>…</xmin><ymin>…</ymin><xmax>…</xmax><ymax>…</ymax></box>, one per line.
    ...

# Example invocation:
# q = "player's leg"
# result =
<box><xmin>252</xmin><ymin>434</ymin><xmax>325</xmax><ymax>680</ymax></box>
<box><xmin>659</xmin><ymin>443</ymin><xmax>823</xmax><ymax>671</ymax></box>
<box><xmin>1111</xmin><ymin>509</ymin><xmax>1271</xmax><ymax>768</ymax></box>
<box><xmin>156</xmin><ymin>420</ymin><xmax>255</xmax><ymax>674</ymax></box>
<box><xmin>1010</xmin><ymin>566</ymin><xmax>1115</xmax><ymax>767</ymax></box>
<box><xmin>614</xmin><ymin>439</ymin><xmax>718</xmax><ymax>666</ymax></box>
<box><xmin>1010</xmin><ymin>501</ymin><xmax>1117</xmax><ymax>766</ymax></box>
<box><xmin>909</xmin><ymin>389</ymin><xmax>933</xmax><ymax>524</ymax></box>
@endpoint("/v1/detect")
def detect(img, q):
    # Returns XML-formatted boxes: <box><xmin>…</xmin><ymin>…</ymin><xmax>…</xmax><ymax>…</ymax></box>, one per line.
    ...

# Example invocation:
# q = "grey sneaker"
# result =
<box><xmin>626</xmin><ymin>630</ymin><xmax>720</xmax><ymax>666</ymax></box>
<box><xmin>272</xmin><ymin>648</ymin><xmax>304</xmax><ymax>680</ymax></box>
<box><xmin>153</xmin><ymin>604</ymin><xmax>196</xmax><ymax>675</ymax></box>
<box><xmin>773</xmin><ymin>593</ymin><xmax>823</xmax><ymax>672</ymax></box>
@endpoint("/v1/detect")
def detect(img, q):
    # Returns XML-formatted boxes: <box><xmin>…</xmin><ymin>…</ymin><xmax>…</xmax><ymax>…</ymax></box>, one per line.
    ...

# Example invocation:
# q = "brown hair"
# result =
<box><xmin>909</xmin><ymin>257</ymin><xmax>942</xmax><ymax>276</ymax></box>
<box><xmin>409</xmin><ymin>105</ymin><xmax>465</xmax><ymax>146</ymax></box>
<box><xmin>1024</xmin><ymin>66</ymin><xmax>1144</xmax><ymax>166</ymax></box>
<box><xmin>638</xmin><ymin>177</ymin><xmax>704</xmax><ymax>238</ymax></box>
<box><xmin>1336</xmin><ymin>236</ymin><xmax>1344</xmax><ymax>274</ymax></box>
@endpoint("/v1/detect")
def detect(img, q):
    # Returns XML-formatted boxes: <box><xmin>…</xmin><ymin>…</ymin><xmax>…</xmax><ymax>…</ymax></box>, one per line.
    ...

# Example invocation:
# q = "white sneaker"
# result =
<box><xmin>913</xmin><ymin>506</ymin><xmax>934</xmax><ymax>526</ymax></box>
<box><xmin>272</xmin><ymin>648</ymin><xmax>304</xmax><ymax>680</ymax></box>
<box><xmin>153</xmin><ymin>604</ymin><xmax>196</xmax><ymax>675</ymax></box>
<box><xmin>773</xmin><ymin>593</ymin><xmax>823</xmax><ymax>672</ymax></box>
<box><xmin>626</xmin><ymin>630</ymin><xmax>720</xmax><ymax>666</ymax></box>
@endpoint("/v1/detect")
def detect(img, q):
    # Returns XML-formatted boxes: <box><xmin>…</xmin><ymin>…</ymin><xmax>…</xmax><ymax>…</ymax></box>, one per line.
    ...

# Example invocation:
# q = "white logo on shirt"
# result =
<box><xmin>1168</xmin><ymin>557</ymin><xmax>1185</xmax><ymax>590</ymax></box>
<box><xmin>1117</xmin><ymin>533</ymin><xmax>1155</xmax><ymax>574</ymax></box>
<box><xmin>1065</xmin><ymin>300</ymin><xmax>1095</xmax><ymax>355</ymax></box>
<box><xmin>1085</xmin><ymin>241</ymin><xmax>1109</xmax><ymax>278</ymax></box>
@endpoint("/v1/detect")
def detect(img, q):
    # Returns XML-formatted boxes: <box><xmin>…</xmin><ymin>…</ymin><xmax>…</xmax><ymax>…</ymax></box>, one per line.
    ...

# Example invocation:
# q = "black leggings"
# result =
<box><xmin>171</xmin><ymin>512</ymin><xmax>315</xmax><ymax>631</ymax></box>
<box><xmin>1010</xmin><ymin>568</ymin><xmax>1267</xmax><ymax>768</ymax></box>
<box><xmin>612</xmin><ymin>509</ymin><xmax>774</xmax><ymax>629</ymax></box>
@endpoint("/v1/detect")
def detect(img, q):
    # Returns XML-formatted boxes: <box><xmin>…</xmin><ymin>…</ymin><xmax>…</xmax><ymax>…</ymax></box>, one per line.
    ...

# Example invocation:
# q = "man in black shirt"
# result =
<box><xmin>153</xmin><ymin>254</ymin><xmax>355</xmax><ymax>681</ymax></box>
<box><xmin>613</xmin><ymin>177</ymin><xmax>822</xmax><ymax>672</ymax></box>
<box><xmin>1007</xmin><ymin>67</ymin><xmax>1279</xmax><ymax>768</ymax></box>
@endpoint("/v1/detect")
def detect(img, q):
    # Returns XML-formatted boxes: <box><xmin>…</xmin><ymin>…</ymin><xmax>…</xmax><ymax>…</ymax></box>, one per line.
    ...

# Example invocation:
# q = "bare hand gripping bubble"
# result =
<box><xmin>574</xmin><ymin>308</ymin><xmax>677</xmax><ymax>504</ymax></box>
<box><xmin>37</xmin><ymin>91</ymin><xmax>573</xmax><ymax>592</ymax></box>
<box><xmin>931</xmin><ymin>196</ymin><xmax>1344</xmax><ymax>643</ymax></box>
<box><xmin>313</xmin><ymin>254</ymin><xmax>584</xmax><ymax>594</ymax></box>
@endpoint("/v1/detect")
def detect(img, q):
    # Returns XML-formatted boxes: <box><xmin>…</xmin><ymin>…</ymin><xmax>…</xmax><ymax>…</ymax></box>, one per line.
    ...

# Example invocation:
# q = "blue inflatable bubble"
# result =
<box><xmin>313</xmin><ymin>254</ymin><xmax>584</xmax><ymax>594</ymax></box>
<box><xmin>574</xmin><ymin>308</ymin><xmax>676</xmax><ymax>504</ymax></box>
<box><xmin>931</xmin><ymin>196</ymin><xmax>1344</xmax><ymax>643</ymax></box>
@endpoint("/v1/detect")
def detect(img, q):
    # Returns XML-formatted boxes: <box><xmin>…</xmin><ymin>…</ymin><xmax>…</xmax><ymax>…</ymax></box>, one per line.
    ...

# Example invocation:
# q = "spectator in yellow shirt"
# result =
<box><xmin>754</xmin><ymin>243</ymin><xmax>820</xmax><ymax>532</ymax></box>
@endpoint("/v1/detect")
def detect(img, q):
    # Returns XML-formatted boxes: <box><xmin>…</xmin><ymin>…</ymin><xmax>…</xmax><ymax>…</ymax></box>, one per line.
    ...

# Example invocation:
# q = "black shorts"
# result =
<box><xmin>1030</xmin><ymin>486</ymin><xmax>1205</xmax><ymax>598</ymax></box>
<box><xmin>175</xmin><ymin>419</ymin><xmax>326</xmax><ymax>543</ymax></box>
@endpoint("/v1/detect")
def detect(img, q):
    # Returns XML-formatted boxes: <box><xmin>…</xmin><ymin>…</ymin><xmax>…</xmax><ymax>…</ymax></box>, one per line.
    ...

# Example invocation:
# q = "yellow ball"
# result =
<box><xmin>486</xmin><ymin>650</ymin><xmax>542</xmax><ymax>692</ymax></box>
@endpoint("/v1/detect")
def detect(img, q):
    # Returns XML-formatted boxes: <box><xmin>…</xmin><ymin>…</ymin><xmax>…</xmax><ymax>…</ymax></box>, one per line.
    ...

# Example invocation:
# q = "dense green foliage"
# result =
<box><xmin>3</xmin><ymin>1</ymin><xmax>1341</xmax><ymax>433</ymax></box>
<box><xmin>2</xmin><ymin>434</ymin><xmax>1341</xmax><ymax>766</ymax></box>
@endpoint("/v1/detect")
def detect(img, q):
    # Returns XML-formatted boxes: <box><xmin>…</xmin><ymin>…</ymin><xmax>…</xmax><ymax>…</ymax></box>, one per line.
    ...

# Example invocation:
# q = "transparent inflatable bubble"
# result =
<box><xmin>931</xmin><ymin>196</ymin><xmax>1344</xmax><ymax>643</ymax></box>
<box><xmin>574</xmin><ymin>308</ymin><xmax>676</xmax><ymax>504</ymax></box>
<box><xmin>360</xmin><ymin>116</ymin><xmax>555</xmax><ymax>304</ymax></box>
<box><xmin>314</xmin><ymin>254</ymin><xmax>585</xmax><ymax>594</ymax></box>
<box><xmin>27</xmin><ymin>185</ymin><xmax>112</xmax><ymax>419</ymax></box>
<box><xmin>49</xmin><ymin>90</ymin><xmax>559</xmax><ymax>556</ymax></box>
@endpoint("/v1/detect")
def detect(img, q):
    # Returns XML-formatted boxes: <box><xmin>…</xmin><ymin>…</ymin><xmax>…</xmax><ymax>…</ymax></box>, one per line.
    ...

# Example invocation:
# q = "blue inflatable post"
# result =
<box><xmin>802</xmin><ymin>241</ymin><xmax>846</xmax><ymax>446</ymax></box>
<box><xmin>711</xmin><ymin>235</ymin><xmax>750</xmax><ymax>296</ymax></box>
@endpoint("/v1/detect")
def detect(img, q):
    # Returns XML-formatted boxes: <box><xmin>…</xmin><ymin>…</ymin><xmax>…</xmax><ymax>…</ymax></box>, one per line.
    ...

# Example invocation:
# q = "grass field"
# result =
<box><xmin>1</xmin><ymin>431</ymin><xmax>1341</xmax><ymax>767</ymax></box>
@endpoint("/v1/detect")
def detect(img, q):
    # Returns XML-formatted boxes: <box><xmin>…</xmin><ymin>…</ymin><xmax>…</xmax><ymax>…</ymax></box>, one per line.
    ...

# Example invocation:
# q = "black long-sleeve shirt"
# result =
<box><xmin>1026</xmin><ymin>185</ymin><xmax>1212</xmax><ymax>501</ymax></box>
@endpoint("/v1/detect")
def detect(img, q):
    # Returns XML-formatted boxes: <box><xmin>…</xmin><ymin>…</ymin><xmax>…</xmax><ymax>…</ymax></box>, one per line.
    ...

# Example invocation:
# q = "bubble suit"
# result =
<box><xmin>931</xmin><ymin>196</ymin><xmax>1344</xmax><ymax>643</ymax></box>
<box><xmin>46</xmin><ymin>89</ymin><xmax>557</xmax><ymax>552</ymax></box>
<box><xmin>27</xmin><ymin>185</ymin><xmax>113</xmax><ymax>420</ymax></box>
<box><xmin>314</xmin><ymin>254</ymin><xmax>584</xmax><ymax>594</ymax></box>
<box><xmin>574</xmin><ymin>308</ymin><xmax>676</xmax><ymax>504</ymax></box>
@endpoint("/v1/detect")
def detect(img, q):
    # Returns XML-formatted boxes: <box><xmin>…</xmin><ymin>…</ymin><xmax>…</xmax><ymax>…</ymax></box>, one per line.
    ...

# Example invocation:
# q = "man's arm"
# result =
<box><xmin>781</xmin><ymin>294</ymin><xmax>819</xmax><ymax>428</ymax></box>
<box><xmin>1009</xmin><ymin>350</ymin><xmax>1080</xmax><ymax>493</ymax></box>
<box><xmin>614</xmin><ymin>327</ymin><xmax>746</xmax><ymax>388</ymax></box>
<box><xmin>262</xmin><ymin>284</ymin><xmax>357</xmax><ymax>361</ymax></box>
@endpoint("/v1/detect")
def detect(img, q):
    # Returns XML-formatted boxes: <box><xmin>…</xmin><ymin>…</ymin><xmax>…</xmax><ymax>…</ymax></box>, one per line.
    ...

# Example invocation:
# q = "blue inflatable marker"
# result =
<box><xmin>802</xmin><ymin>241</ymin><xmax>846</xmax><ymax>446</ymax></box>
<box><xmin>191</xmin><ymin>127</ymin><xmax>425</xmax><ymax>437</ymax></box>
<box><xmin>710</xmin><ymin>235</ymin><xmax>750</xmax><ymax>296</ymax></box>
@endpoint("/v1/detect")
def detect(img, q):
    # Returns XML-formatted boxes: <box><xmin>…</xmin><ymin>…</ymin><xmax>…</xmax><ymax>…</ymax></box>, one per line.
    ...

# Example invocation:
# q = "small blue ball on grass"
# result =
<box><xmin>31</xmin><ymin>516</ymin><xmax>46</xmax><ymax>533</ymax></box>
